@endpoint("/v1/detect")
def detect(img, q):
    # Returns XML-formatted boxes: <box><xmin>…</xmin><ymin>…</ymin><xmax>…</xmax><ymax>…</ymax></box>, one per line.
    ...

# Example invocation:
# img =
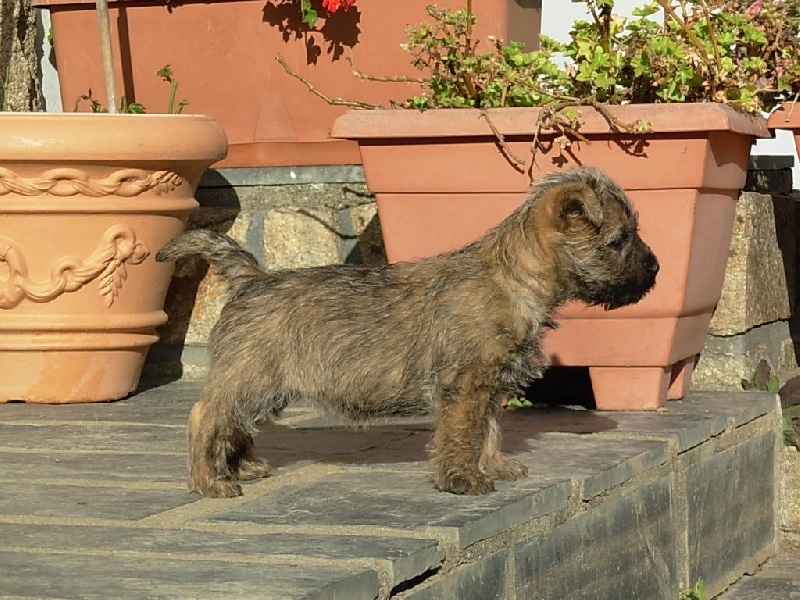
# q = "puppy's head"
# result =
<box><xmin>528</xmin><ymin>167</ymin><xmax>659</xmax><ymax>310</ymax></box>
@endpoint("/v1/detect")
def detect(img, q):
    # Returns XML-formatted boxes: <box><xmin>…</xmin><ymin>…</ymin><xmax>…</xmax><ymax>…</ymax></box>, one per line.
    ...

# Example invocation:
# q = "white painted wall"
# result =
<box><xmin>541</xmin><ymin>1</ymin><xmax>799</xmax><ymax>187</ymax></box>
<box><xmin>36</xmin><ymin>8</ymin><xmax>62</xmax><ymax>112</ymax></box>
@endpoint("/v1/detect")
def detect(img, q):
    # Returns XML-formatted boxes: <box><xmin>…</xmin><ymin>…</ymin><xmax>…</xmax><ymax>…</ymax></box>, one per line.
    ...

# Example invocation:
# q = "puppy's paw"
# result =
<box><xmin>435</xmin><ymin>471</ymin><xmax>495</xmax><ymax>495</ymax></box>
<box><xmin>236</xmin><ymin>458</ymin><xmax>272</xmax><ymax>481</ymax></box>
<box><xmin>486</xmin><ymin>454</ymin><xmax>529</xmax><ymax>481</ymax></box>
<box><xmin>189</xmin><ymin>477</ymin><xmax>243</xmax><ymax>498</ymax></box>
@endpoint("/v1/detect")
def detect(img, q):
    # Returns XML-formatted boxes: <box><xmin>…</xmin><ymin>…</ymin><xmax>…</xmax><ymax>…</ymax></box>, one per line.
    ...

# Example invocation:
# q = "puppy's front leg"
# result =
<box><xmin>479</xmin><ymin>401</ymin><xmax>528</xmax><ymax>482</ymax></box>
<box><xmin>430</xmin><ymin>375</ymin><xmax>497</xmax><ymax>495</ymax></box>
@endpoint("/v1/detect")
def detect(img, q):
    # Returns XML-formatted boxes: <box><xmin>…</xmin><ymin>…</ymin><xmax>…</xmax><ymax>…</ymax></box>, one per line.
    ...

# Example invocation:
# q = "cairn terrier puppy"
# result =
<box><xmin>157</xmin><ymin>166</ymin><xmax>659</xmax><ymax>498</ymax></box>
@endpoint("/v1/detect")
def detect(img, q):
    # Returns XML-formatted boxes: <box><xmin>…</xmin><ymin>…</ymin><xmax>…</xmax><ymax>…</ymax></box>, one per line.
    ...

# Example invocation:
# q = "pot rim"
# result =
<box><xmin>331</xmin><ymin>103</ymin><xmax>771</xmax><ymax>141</ymax></box>
<box><xmin>767</xmin><ymin>102</ymin><xmax>800</xmax><ymax>130</ymax></box>
<box><xmin>1</xmin><ymin>112</ymin><xmax>228</xmax><ymax>162</ymax></box>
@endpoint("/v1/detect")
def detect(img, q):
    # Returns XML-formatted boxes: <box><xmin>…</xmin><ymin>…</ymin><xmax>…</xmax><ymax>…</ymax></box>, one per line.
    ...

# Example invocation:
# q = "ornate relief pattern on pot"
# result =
<box><xmin>0</xmin><ymin>224</ymin><xmax>149</xmax><ymax>309</ymax></box>
<box><xmin>0</xmin><ymin>167</ymin><xmax>184</xmax><ymax>197</ymax></box>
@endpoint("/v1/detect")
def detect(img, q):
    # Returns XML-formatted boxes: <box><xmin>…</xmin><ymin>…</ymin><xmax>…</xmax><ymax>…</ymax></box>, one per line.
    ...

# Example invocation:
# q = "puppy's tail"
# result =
<box><xmin>156</xmin><ymin>229</ymin><xmax>264</xmax><ymax>295</ymax></box>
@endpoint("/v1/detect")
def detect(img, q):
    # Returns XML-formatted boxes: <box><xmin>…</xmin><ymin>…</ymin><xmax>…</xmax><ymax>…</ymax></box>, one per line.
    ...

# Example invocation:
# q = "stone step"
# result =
<box><xmin>0</xmin><ymin>381</ymin><xmax>781</xmax><ymax>599</ymax></box>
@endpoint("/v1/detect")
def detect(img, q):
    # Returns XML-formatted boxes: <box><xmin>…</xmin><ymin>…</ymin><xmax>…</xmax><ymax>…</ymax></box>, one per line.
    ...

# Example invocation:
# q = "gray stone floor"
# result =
<box><xmin>0</xmin><ymin>379</ymin><xmax>796</xmax><ymax>599</ymax></box>
<box><xmin>716</xmin><ymin>432</ymin><xmax>800</xmax><ymax>598</ymax></box>
<box><xmin>717</xmin><ymin>554</ymin><xmax>800</xmax><ymax>599</ymax></box>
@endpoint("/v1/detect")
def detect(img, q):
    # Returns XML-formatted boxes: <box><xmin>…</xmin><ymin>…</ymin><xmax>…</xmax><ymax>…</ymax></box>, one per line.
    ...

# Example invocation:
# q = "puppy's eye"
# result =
<box><xmin>608</xmin><ymin>236</ymin><xmax>627</xmax><ymax>251</ymax></box>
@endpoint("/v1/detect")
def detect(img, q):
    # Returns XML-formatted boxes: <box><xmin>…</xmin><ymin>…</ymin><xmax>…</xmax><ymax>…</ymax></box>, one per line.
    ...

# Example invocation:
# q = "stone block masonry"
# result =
<box><xmin>694</xmin><ymin>156</ymin><xmax>799</xmax><ymax>390</ymax></box>
<box><xmin>0</xmin><ymin>383</ymin><xmax>781</xmax><ymax>598</ymax></box>
<box><xmin>149</xmin><ymin>161</ymin><xmax>800</xmax><ymax>393</ymax></box>
<box><xmin>148</xmin><ymin>166</ymin><xmax>385</xmax><ymax>380</ymax></box>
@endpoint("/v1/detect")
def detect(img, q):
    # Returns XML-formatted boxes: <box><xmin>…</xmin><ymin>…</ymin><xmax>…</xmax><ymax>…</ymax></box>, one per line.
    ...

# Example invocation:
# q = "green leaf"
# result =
<box><xmin>156</xmin><ymin>64</ymin><xmax>174</xmax><ymax>82</ymax></box>
<box><xmin>300</xmin><ymin>0</ymin><xmax>318</xmax><ymax>28</ymax></box>
<box><xmin>632</xmin><ymin>2</ymin><xmax>660</xmax><ymax>18</ymax></box>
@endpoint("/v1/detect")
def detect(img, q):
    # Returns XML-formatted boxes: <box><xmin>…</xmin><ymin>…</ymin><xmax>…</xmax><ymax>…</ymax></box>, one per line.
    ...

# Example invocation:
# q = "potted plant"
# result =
<box><xmin>34</xmin><ymin>0</ymin><xmax>541</xmax><ymax>167</ymax></box>
<box><xmin>757</xmin><ymin>1</ymin><xmax>800</xmax><ymax>152</ymax></box>
<box><xmin>1</xmin><ymin>0</ymin><xmax>227</xmax><ymax>403</ymax></box>
<box><xmin>325</xmin><ymin>0</ymin><xmax>797</xmax><ymax>409</ymax></box>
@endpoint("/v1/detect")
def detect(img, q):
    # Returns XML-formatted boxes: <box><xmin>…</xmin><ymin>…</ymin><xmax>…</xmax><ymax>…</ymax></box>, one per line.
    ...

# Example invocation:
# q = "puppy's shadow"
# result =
<box><xmin>254</xmin><ymin>419</ymin><xmax>433</xmax><ymax>468</ymax></box>
<box><xmin>254</xmin><ymin>407</ymin><xmax>617</xmax><ymax>469</ymax></box>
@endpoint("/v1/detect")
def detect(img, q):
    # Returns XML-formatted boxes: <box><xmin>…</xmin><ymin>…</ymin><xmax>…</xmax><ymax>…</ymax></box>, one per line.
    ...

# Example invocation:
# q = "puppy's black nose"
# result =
<box><xmin>649</xmin><ymin>259</ymin><xmax>660</xmax><ymax>276</ymax></box>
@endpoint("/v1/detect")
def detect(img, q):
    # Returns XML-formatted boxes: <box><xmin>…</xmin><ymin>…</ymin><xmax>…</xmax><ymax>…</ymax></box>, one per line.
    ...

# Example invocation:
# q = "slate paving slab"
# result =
<box><xmin>514</xmin><ymin>433</ymin><xmax>670</xmax><ymax>499</ymax></box>
<box><xmin>717</xmin><ymin>554</ymin><xmax>800</xmax><ymax>599</ymax></box>
<box><xmin>0</xmin><ymin>422</ymin><xmax>186</xmax><ymax>454</ymax></box>
<box><xmin>0</xmin><ymin>551</ymin><xmax>379</xmax><ymax>600</ymax></box>
<box><xmin>1</xmin><ymin>523</ymin><xmax>444</xmax><ymax>592</ymax></box>
<box><xmin>0</xmin><ymin>483</ymin><xmax>195</xmax><ymax>520</ymax></box>
<box><xmin>0</xmin><ymin>382</ymin><xmax>784</xmax><ymax>598</ymax></box>
<box><xmin>0</xmin><ymin>450</ymin><xmax>188</xmax><ymax>482</ymax></box>
<box><xmin>209</xmin><ymin>469</ymin><xmax>573</xmax><ymax>550</ymax></box>
<box><xmin>0</xmin><ymin>380</ymin><xmax>202</xmax><ymax>425</ymax></box>
<box><xmin>717</xmin><ymin>571</ymin><xmax>800</xmax><ymax>599</ymax></box>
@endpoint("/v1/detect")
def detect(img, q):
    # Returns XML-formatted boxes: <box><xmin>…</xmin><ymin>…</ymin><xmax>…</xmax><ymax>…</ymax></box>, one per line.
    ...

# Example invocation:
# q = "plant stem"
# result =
<box><xmin>276</xmin><ymin>54</ymin><xmax>383</xmax><ymax>109</ymax></box>
<box><xmin>168</xmin><ymin>81</ymin><xmax>177</xmax><ymax>114</ymax></box>
<box><xmin>654</xmin><ymin>0</ymin><xmax>718</xmax><ymax>97</ymax></box>
<box><xmin>461</xmin><ymin>0</ymin><xmax>477</xmax><ymax>103</ymax></box>
<box><xmin>479</xmin><ymin>109</ymin><xmax>528</xmax><ymax>168</ymax></box>
<box><xmin>600</xmin><ymin>2</ymin><xmax>611</xmax><ymax>56</ymax></box>
<box><xmin>696</xmin><ymin>0</ymin><xmax>722</xmax><ymax>78</ymax></box>
<box><xmin>346</xmin><ymin>57</ymin><xmax>429</xmax><ymax>84</ymax></box>
<box><xmin>95</xmin><ymin>0</ymin><xmax>118</xmax><ymax>113</ymax></box>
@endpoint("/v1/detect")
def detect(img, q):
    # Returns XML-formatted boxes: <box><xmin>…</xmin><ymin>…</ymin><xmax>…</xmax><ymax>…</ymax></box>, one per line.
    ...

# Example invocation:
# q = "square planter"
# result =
<box><xmin>768</xmin><ymin>102</ymin><xmax>800</xmax><ymax>154</ymax></box>
<box><xmin>36</xmin><ymin>0</ymin><xmax>540</xmax><ymax>168</ymax></box>
<box><xmin>332</xmin><ymin>103</ymin><xmax>770</xmax><ymax>409</ymax></box>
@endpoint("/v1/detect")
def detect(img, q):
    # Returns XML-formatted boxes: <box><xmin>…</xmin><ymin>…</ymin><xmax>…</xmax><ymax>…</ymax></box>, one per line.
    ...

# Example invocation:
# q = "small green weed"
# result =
<box><xmin>156</xmin><ymin>64</ymin><xmax>188</xmax><ymax>114</ymax></box>
<box><xmin>505</xmin><ymin>396</ymin><xmax>533</xmax><ymax>409</ymax></box>
<box><xmin>505</xmin><ymin>396</ymin><xmax>552</xmax><ymax>410</ymax></box>
<box><xmin>742</xmin><ymin>359</ymin><xmax>800</xmax><ymax>449</ymax></box>
<box><xmin>679</xmin><ymin>579</ymin><xmax>706</xmax><ymax>600</ymax></box>
<box><xmin>74</xmin><ymin>64</ymin><xmax>186</xmax><ymax>114</ymax></box>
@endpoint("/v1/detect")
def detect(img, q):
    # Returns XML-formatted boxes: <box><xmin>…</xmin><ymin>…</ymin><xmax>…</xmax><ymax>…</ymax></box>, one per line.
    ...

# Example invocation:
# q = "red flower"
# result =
<box><xmin>322</xmin><ymin>0</ymin><xmax>356</xmax><ymax>12</ymax></box>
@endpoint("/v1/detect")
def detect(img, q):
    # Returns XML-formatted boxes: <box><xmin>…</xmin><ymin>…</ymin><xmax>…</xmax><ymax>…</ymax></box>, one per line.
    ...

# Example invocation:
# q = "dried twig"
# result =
<box><xmin>525</xmin><ymin>83</ymin><xmax>647</xmax><ymax>145</ymax></box>
<box><xmin>346</xmin><ymin>57</ymin><xmax>429</xmax><ymax>84</ymax></box>
<box><xmin>276</xmin><ymin>55</ymin><xmax>384</xmax><ymax>109</ymax></box>
<box><xmin>778</xmin><ymin>91</ymin><xmax>800</xmax><ymax>123</ymax></box>
<box><xmin>479</xmin><ymin>109</ymin><xmax>528</xmax><ymax>168</ymax></box>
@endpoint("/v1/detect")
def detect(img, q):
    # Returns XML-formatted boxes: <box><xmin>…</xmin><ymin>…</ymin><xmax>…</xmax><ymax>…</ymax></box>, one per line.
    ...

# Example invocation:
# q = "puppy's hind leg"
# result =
<box><xmin>187</xmin><ymin>384</ymin><xmax>261</xmax><ymax>498</ymax></box>
<box><xmin>232</xmin><ymin>432</ymin><xmax>272</xmax><ymax>482</ymax></box>
<box><xmin>229</xmin><ymin>390</ymin><xmax>291</xmax><ymax>482</ymax></box>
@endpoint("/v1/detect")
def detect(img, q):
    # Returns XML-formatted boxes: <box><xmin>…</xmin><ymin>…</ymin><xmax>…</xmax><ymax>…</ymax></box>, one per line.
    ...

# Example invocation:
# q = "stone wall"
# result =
<box><xmin>147</xmin><ymin>166</ymin><xmax>385</xmax><ymax>379</ymax></box>
<box><xmin>693</xmin><ymin>156</ymin><xmax>799</xmax><ymax>390</ymax></box>
<box><xmin>147</xmin><ymin>159</ymin><xmax>800</xmax><ymax>395</ymax></box>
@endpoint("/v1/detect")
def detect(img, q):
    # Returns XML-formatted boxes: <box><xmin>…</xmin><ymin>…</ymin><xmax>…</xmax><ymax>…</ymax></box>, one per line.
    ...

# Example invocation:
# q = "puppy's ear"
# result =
<box><xmin>554</xmin><ymin>184</ymin><xmax>603</xmax><ymax>229</ymax></box>
<box><xmin>552</xmin><ymin>183</ymin><xmax>604</xmax><ymax>231</ymax></box>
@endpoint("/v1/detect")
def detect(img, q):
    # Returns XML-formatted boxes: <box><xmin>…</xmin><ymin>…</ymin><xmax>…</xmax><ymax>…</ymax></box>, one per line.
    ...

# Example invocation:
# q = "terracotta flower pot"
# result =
<box><xmin>768</xmin><ymin>102</ymin><xmax>800</xmax><ymax>152</ymax></box>
<box><xmin>332</xmin><ymin>103</ymin><xmax>770</xmax><ymax>410</ymax></box>
<box><xmin>35</xmin><ymin>0</ymin><xmax>540</xmax><ymax>168</ymax></box>
<box><xmin>0</xmin><ymin>113</ymin><xmax>227</xmax><ymax>403</ymax></box>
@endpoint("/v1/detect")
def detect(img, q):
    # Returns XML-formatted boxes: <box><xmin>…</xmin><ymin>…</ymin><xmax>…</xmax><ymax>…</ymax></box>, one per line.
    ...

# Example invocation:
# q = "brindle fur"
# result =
<box><xmin>156</xmin><ymin>166</ymin><xmax>659</xmax><ymax>498</ymax></box>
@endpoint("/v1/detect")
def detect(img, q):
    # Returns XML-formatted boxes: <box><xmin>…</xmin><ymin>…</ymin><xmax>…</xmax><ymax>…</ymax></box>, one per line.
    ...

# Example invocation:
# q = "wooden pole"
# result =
<box><xmin>95</xmin><ymin>0</ymin><xmax>118</xmax><ymax>113</ymax></box>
